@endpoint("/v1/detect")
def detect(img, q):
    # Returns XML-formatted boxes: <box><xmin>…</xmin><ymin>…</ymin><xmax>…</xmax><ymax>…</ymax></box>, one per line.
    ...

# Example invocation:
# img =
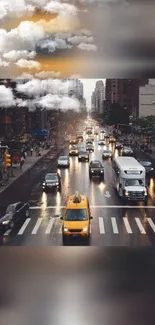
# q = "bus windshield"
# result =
<box><xmin>125</xmin><ymin>179</ymin><xmax>144</xmax><ymax>186</ymax></box>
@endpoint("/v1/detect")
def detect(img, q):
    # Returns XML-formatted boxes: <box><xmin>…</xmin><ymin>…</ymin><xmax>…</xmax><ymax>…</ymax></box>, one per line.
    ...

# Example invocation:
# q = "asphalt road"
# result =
<box><xmin>1</xmin><ymin>134</ymin><xmax>155</xmax><ymax>246</ymax></box>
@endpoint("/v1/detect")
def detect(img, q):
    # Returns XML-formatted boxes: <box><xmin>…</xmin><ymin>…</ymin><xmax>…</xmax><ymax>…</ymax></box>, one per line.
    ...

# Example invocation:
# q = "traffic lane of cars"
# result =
<box><xmin>0</xmin><ymin>145</ymin><xmax>119</xmax><ymax>242</ymax></box>
<box><xmin>2</xmin><ymin>140</ymin><xmax>155</xmax><ymax>245</ymax></box>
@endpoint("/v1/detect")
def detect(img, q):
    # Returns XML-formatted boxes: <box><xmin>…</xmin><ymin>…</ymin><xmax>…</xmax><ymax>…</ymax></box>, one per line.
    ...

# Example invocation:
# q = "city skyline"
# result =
<box><xmin>79</xmin><ymin>79</ymin><xmax>105</xmax><ymax>110</ymax></box>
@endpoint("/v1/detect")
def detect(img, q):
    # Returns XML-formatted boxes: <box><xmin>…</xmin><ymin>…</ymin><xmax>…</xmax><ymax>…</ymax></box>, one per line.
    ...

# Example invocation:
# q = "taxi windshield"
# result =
<box><xmin>65</xmin><ymin>209</ymin><xmax>88</xmax><ymax>221</ymax></box>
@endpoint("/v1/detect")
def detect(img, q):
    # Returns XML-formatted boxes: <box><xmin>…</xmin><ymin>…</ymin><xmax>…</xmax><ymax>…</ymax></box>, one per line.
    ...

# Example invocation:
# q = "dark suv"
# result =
<box><xmin>42</xmin><ymin>173</ymin><xmax>61</xmax><ymax>192</ymax></box>
<box><xmin>78</xmin><ymin>151</ymin><xmax>89</xmax><ymax>162</ymax></box>
<box><xmin>89</xmin><ymin>161</ymin><xmax>104</xmax><ymax>180</ymax></box>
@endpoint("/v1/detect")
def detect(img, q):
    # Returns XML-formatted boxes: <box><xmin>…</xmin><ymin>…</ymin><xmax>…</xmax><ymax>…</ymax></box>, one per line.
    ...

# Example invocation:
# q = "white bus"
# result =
<box><xmin>113</xmin><ymin>157</ymin><xmax>148</xmax><ymax>203</ymax></box>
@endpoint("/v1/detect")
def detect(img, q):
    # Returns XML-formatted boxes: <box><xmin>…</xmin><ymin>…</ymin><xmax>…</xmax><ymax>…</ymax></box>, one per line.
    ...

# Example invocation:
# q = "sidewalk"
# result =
<box><xmin>117</xmin><ymin>133</ymin><xmax>155</xmax><ymax>161</ymax></box>
<box><xmin>0</xmin><ymin>146</ymin><xmax>60</xmax><ymax>194</ymax></box>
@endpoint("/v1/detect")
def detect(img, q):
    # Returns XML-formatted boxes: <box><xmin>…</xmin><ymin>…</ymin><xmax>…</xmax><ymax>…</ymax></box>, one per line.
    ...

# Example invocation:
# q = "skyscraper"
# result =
<box><xmin>105</xmin><ymin>79</ymin><xmax>149</xmax><ymax>117</ymax></box>
<box><xmin>91</xmin><ymin>80</ymin><xmax>104</xmax><ymax>114</ymax></box>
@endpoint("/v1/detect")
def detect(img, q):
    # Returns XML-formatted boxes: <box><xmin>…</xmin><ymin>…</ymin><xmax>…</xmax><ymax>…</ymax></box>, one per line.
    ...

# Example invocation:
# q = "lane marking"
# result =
<box><xmin>31</xmin><ymin>218</ymin><xmax>43</xmax><ymax>235</ymax></box>
<box><xmin>30</xmin><ymin>205</ymin><xmax>155</xmax><ymax>210</ymax></box>
<box><xmin>123</xmin><ymin>218</ymin><xmax>133</xmax><ymax>234</ymax></box>
<box><xmin>45</xmin><ymin>218</ymin><xmax>55</xmax><ymax>234</ymax></box>
<box><xmin>4</xmin><ymin>229</ymin><xmax>12</xmax><ymax>236</ymax></box>
<box><xmin>18</xmin><ymin>218</ymin><xmax>31</xmax><ymax>235</ymax></box>
<box><xmin>147</xmin><ymin>218</ymin><xmax>155</xmax><ymax>232</ymax></box>
<box><xmin>99</xmin><ymin>217</ymin><xmax>105</xmax><ymax>234</ymax></box>
<box><xmin>111</xmin><ymin>217</ymin><xmax>119</xmax><ymax>234</ymax></box>
<box><xmin>135</xmin><ymin>218</ymin><xmax>146</xmax><ymax>234</ymax></box>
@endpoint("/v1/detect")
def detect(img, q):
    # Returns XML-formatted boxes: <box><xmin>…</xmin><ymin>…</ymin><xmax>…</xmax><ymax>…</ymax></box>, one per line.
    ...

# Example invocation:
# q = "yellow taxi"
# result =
<box><xmin>109</xmin><ymin>136</ymin><xmax>116</xmax><ymax>143</ymax></box>
<box><xmin>69</xmin><ymin>146</ymin><xmax>79</xmax><ymax>156</ymax></box>
<box><xmin>69</xmin><ymin>138</ymin><xmax>79</xmax><ymax>145</ymax></box>
<box><xmin>60</xmin><ymin>192</ymin><xmax>93</xmax><ymax>244</ymax></box>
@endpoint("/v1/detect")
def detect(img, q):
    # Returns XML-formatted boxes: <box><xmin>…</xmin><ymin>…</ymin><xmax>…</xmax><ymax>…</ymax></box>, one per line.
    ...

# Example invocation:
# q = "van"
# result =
<box><xmin>60</xmin><ymin>192</ymin><xmax>93</xmax><ymax>244</ymax></box>
<box><xmin>113</xmin><ymin>157</ymin><xmax>147</xmax><ymax>203</ymax></box>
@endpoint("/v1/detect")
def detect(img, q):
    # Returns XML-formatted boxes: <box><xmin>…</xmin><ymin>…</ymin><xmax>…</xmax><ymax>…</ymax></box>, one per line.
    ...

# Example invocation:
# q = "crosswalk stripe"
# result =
<box><xmin>147</xmin><ymin>218</ymin><xmax>155</xmax><ymax>232</ymax></box>
<box><xmin>99</xmin><ymin>217</ymin><xmax>105</xmax><ymax>234</ymax></box>
<box><xmin>59</xmin><ymin>225</ymin><xmax>62</xmax><ymax>234</ymax></box>
<box><xmin>31</xmin><ymin>218</ymin><xmax>43</xmax><ymax>235</ymax></box>
<box><xmin>18</xmin><ymin>218</ymin><xmax>31</xmax><ymax>235</ymax></box>
<box><xmin>111</xmin><ymin>217</ymin><xmax>119</xmax><ymax>234</ymax></box>
<box><xmin>123</xmin><ymin>218</ymin><xmax>133</xmax><ymax>234</ymax></box>
<box><xmin>135</xmin><ymin>218</ymin><xmax>146</xmax><ymax>234</ymax></box>
<box><xmin>4</xmin><ymin>229</ymin><xmax>12</xmax><ymax>236</ymax></box>
<box><xmin>45</xmin><ymin>218</ymin><xmax>55</xmax><ymax>234</ymax></box>
<box><xmin>3</xmin><ymin>216</ymin><xmax>155</xmax><ymax>237</ymax></box>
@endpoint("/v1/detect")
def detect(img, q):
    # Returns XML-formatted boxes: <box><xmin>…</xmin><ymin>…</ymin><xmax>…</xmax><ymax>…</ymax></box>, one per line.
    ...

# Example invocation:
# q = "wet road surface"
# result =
<box><xmin>1</xmin><ymin>135</ymin><xmax>155</xmax><ymax>246</ymax></box>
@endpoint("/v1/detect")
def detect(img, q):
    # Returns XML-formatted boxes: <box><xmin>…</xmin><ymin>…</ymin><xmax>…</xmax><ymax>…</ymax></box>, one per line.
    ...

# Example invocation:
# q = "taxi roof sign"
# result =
<box><xmin>73</xmin><ymin>191</ymin><xmax>81</xmax><ymax>203</ymax></box>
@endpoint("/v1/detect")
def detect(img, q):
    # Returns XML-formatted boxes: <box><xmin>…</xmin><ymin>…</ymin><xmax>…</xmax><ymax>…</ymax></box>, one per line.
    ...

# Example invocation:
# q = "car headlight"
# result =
<box><xmin>64</xmin><ymin>227</ymin><xmax>68</xmax><ymax>232</ymax></box>
<box><xmin>43</xmin><ymin>182</ymin><xmax>45</xmax><ymax>186</ymax></box>
<box><xmin>91</xmin><ymin>170</ymin><xmax>94</xmax><ymax>173</ymax></box>
<box><xmin>2</xmin><ymin>220</ymin><xmax>10</xmax><ymax>225</ymax></box>
<box><xmin>150</xmin><ymin>168</ymin><xmax>154</xmax><ymax>171</ymax></box>
<box><xmin>56</xmin><ymin>182</ymin><xmax>59</xmax><ymax>185</ymax></box>
<box><xmin>83</xmin><ymin>226</ymin><xmax>88</xmax><ymax>232</ymax></box>
<box><xmin>144</xmin><ymin>190</ymin><xmax>147</xmax><ymax>196</ymax></box>
<box><xmin>101</xmin><ymin>171</ymin><xmax>103</xmax><ymax>173</ymax></box>
<box><xmin>125</xmin><ymin>191</ymin><xmax>129</xmax><ymax>196</ymax></box>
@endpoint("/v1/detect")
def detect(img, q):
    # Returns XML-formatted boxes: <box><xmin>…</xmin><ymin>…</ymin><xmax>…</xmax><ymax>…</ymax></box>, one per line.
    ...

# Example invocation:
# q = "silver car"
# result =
<box><xmin>57</xmin><ymin>155</ymin><xmax>70</xmax><ymax>168</ymax></box>
<box><xmin>102</xmin><ymin>149</ymin><xmax>112</xmax><ymax>159</ymax></box>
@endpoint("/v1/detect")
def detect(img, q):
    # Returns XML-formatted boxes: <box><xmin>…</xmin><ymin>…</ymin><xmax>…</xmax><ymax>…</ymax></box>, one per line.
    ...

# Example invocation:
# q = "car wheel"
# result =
<box><xmin>9</xmin><ymin>221</ymin><xmax>14</xmax><ymax>229</ymax></box>
<box><xmin>25</xmin><ymin>210</ymin><xmax>30</xmax><ymax>218</ymax></box>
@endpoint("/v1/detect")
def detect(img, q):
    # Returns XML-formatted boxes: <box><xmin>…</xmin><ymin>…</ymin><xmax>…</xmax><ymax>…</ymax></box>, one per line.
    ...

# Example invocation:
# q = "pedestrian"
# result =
<box><xmin>30</xmin><ymin>148</ymin><xmax>33</xmax><ymax>156</ymax></box>
<box><xmin>20</xmin><ymin>156</ymin><xmax>25</xmax><ymax>170</ymax></box>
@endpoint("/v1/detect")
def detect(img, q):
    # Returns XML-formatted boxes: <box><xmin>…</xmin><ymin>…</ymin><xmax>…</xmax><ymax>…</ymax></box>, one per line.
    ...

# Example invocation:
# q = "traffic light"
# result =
<box><xmin>4</xmin><ymin>152</ymin><xmax>11</xmax><ymax>168</ymax></box>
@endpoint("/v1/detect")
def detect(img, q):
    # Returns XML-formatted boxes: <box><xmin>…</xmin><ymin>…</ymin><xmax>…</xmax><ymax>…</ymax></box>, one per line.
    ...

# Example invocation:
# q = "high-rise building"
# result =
<box><xmin>91</xmin><ymin>91</ymin><xmax>96</xmax><ymax>112</ymax></box>
<box><xmin>68</xmin><ymin>79</ymin><xmax>86</xmax><ymax>111</ymax></box>
<box><xmin>91</xmin><ymin>80</ymin><xmax>104</xmax><ymax>114</ymax></box>
<box><xmin>139</xmin><ymin>84</ymin><xmax>155</xmax><ymax>117</ymax></box>
<box><xmin>105</xmin><ymin>79</ymin><xmax>149</xmax><ymax>117</ymax></box>
<box><xmin>68</xmin><ymin>79</ymin><xmax>84</xmax><ymax>101</ymax></box>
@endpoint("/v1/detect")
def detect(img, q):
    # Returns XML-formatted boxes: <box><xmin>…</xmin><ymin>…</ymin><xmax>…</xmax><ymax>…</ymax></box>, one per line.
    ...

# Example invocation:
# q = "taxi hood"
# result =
<box><xmin>64</xmin><ymin>220</ymin><xmax>89</xmax><ymax>229</ymax></box>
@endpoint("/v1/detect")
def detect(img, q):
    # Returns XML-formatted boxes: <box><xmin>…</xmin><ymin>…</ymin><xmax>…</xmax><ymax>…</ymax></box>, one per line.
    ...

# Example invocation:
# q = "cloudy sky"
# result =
<box><xmin>0</xmin><ymin>79</ymin><xmax>81</xmax><ymax>111</ymax></box>
<box><xmin>80</xmin><ymin>79</ymin><xmax>105</xmax><ymax>110</ymax></box>
<box><xmin>0</xmin><ymin>0</ymin><xmax>155</xmax><ymax>78</ymax></box>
